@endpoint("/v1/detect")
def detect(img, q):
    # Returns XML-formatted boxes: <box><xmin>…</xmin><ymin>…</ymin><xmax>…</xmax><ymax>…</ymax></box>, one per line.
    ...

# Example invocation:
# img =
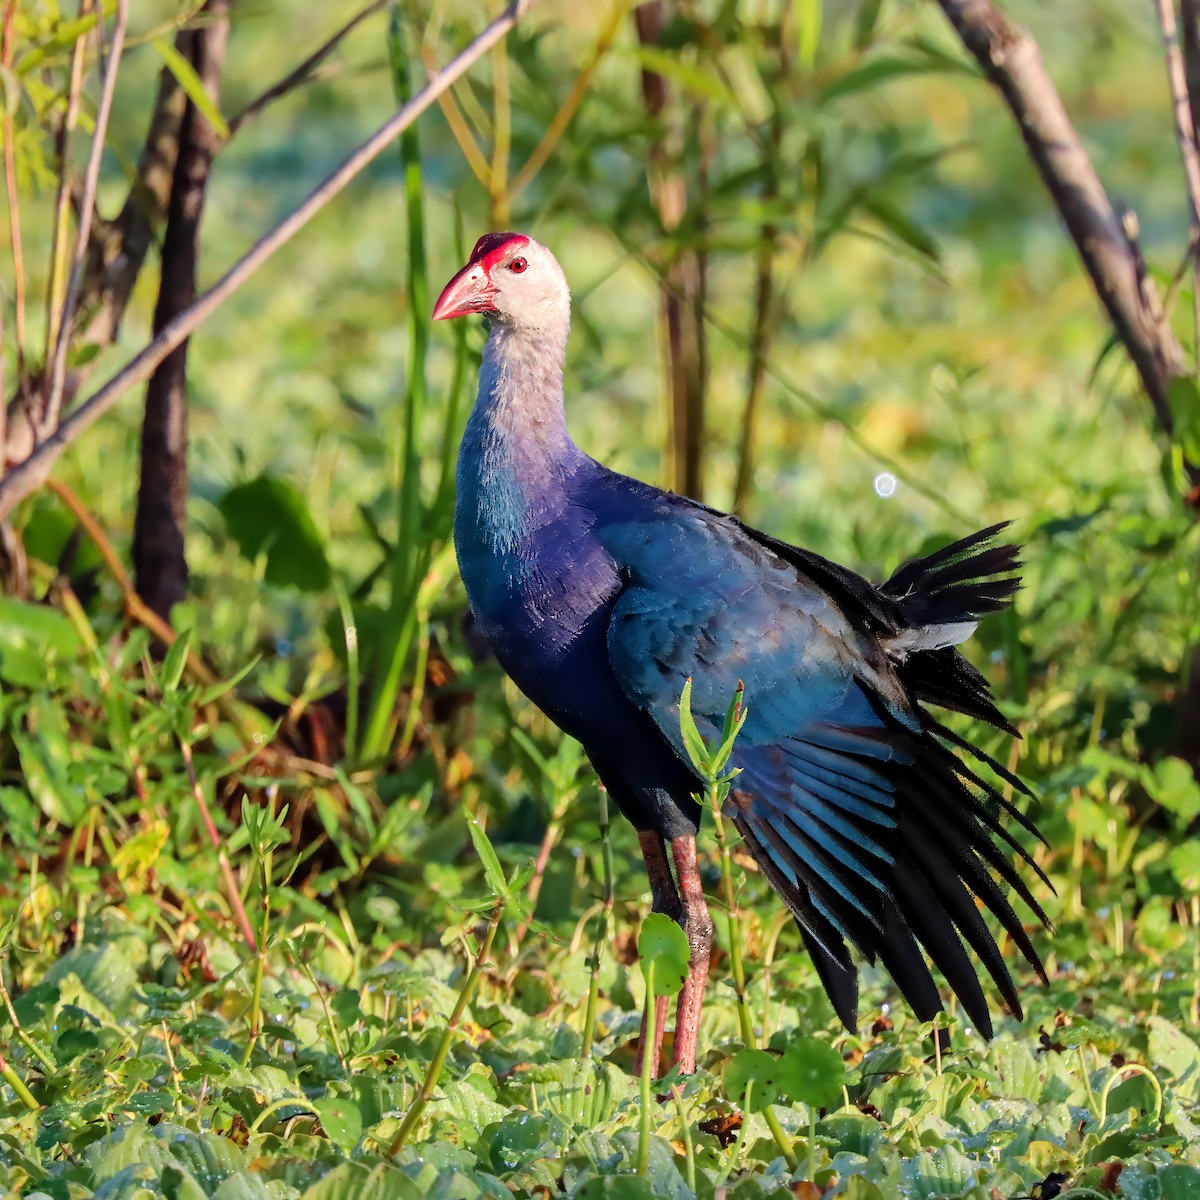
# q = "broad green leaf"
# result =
<box><xmin>312</xmin><ymin>1096</ymin><xmax>363</xmax><ymax>1154</ymax></box>
<box><xmin>218</xmin><ymin>473</ymin><xmax>331</xmax><ymax>592</ymax></box>
<box><xmin>637</xmin><ymin>911</ymin><xmax>689</xmax><ymax>998</ymax></box>
<box><xmin>0</xmin><ymin>595</ymin><xmax>80</xmax><ymax>658</ymax></box>
<box><xmin>724</xmin><ymin>1047</ymin><xmax>780</xmax><ymax>1111</ymax></box>
<box><xmin>777</xmin><ymin>1036</ymin><xmax>845</xmax><ymax>1109</ymax></box>
<box><xmin>301</xmin><ymin>1162</ymin><xmax>425</xmax><ymax>1200</ymax></box>
<box><xmin>151</xmin><ymin>37</ymin><xmax>231</xmax><ymax>139</ymax></box>
<box><xmin>574</xmin><ymin>1177</ymin><xmax>656</xmax><ymax>1200</ymax></box>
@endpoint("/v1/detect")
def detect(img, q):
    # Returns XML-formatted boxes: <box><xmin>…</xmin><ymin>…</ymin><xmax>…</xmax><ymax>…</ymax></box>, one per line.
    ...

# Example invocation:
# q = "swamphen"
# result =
<box><xmin>434</xmin><ymin>232</ymin><xmax>1049</xmax><ymax>1074</ymax></box>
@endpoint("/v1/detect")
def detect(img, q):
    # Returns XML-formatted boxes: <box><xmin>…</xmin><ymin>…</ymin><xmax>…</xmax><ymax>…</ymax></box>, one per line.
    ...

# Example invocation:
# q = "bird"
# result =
<box><xmin>434</xmin><ymin>231</ymin><xmax>1049</xmax><ymax>1075</ymax></box>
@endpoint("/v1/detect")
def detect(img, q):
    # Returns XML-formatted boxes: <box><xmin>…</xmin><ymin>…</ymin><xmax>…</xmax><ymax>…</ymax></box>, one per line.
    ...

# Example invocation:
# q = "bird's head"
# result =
<box><xmin>432</xmin><ymin>233</ymin><xmax>569</xmax><ymax>333</ymax></box>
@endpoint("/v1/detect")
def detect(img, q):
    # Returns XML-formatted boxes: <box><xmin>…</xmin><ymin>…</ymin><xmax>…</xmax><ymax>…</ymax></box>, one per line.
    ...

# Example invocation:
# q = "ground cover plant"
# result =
<box><xmin>0</xmin><ymin>0</ymin><xmax>1198</xmax><ymax>1197</ymax></box>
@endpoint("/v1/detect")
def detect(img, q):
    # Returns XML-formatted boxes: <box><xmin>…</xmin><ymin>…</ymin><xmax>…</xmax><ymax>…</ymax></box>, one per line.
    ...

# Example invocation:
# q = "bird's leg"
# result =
<box><xmin>635</xmin><ymin>829</ymin><xmax>681</xmax><ymax>1077</ymax></box>
<box><xmin>669</xmin><ymin>834</ymin><xmax>714</xmax><ymax>1075</ymax></box>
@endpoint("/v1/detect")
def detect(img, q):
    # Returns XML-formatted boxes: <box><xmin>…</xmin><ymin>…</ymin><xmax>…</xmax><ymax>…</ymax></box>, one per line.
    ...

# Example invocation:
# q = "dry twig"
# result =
<box><xmin>0</xmin><ymin>0</ymin><xmax>535</xmax><ymax>520</ymax></box>
<box><xmin>934</xmin><ymin>0</ymin><xmax>1194</xmax><ymax>479</ymax></box>
<box><xmin>42</xmin><ymin>0</ymin><xmax>129</xmax><ymax>437</ymax></box>
<box><xmin>1154</xmin><ymin>0</ymin><xmax>1200</xmax><ymax>349</ymax></box>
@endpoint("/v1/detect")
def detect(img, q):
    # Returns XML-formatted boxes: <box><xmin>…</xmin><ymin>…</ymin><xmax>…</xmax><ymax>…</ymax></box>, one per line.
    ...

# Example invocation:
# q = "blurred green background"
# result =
<box><xmin>2</xmin><ymin>0</ymin><xmax>1200</xmax><ymax>1193</ymax></box>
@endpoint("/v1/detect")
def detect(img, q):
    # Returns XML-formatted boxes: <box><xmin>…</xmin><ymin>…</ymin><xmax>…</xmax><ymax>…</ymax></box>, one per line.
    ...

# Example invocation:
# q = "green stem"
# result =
<box><xmin>581</xmin><ymin>788</ymin><xmax>613</xmax><ymax>1059</ymax></box>
<box><xmin>637</xmin><ymin>959</ymin><xmax>656</xmax><ymax>1177</ymax></box>
<box><xmin>808</xmin><ymin>1103</ymin><xmax>817</xmax><ymax>1182</ymax></box>
<box><xmin>764</xmin><ymin>1106</ymin><xmax>798</xmax><ymax>1172</ymax></box>
<box><xmin>389</xmin><ymin>901</ymin><xmax>504</xmax><ymax>1155</ymax></box>
<box><xmin>712</xmin><ymin>799</ymin><xmax>755</xmax><ymax>1048</ymax></box>
<box><xmin>671</xmin><ymin>1084</ymin><xmax>696</xmax><ymax>1192</ymax></box>
<box><xmin>714</xmin><ymin>1080</ymin><xmax>754</xmax><ymax>1190</ymax></box>
<box><xmin>0</xmin><ymin>1049</ymin><xmax>38</xmax><ymax>1111</ymax></box>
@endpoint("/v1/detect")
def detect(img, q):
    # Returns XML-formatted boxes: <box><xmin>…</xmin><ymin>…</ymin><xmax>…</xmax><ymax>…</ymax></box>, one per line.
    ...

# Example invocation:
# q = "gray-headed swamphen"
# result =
<box><xmin>434</xmin><ymin>232</ymin><xmax>1049</xmax><ymax>1075</ymax></box>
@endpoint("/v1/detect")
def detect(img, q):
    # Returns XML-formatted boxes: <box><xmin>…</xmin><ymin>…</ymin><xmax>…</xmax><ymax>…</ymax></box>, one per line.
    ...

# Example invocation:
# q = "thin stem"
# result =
<box><xmin>45</xmin><ymin>0</ymin><xmax>92</xmax><ymax>362</ymax></box>
<box><xmin>2</xmin><ymin>0</ymin><xmax>26</xmax><ymax>380</ymax></box>
<box><xmin>420</xmin><ymin>46</ymin><xmax>493</xmax><ymax>187</ymax></box>
<box><xmin>764</xmin><ymin>1106</ymin><xmax>798</xmax><ymax>1172</ymax></box>
<box><xmin>581</xmin><ymin>788</ymin><xmax>613</xmax><ymax>1059</ymax></box>
<box><xmin>43</xmin><ymin>0</ymin><xmax>129</xmax><ymax>436</ymax></box>
<box><xmin>711</xmin><ymin>799</ymin><xmax>755</xmax><ymax>1048</ymax></box>
<box><xmin>0</xmin><ymin>1047</ymin><xmax>38</xmax><ymax>1111</ymax></box>
<box><xmin>489</xmin><ymin>0</ymin><xmax>512</xmax><ymax>223</ymax></box>
<box><xmin>228</xmin><ymin>0</ymin><xmax>388</xmax><ymax>133</ymax></box>
<box><xmin>636</xmin><ymin>959</ymin><xmax>656</xmax><ymax>1176</ymax></box>
<box><xmin>298</xmin><ymin>956</ymin><xmax>350</xmax><ymax>1076</ymax></box>
<box><xmin>0</xmin><ymin>960</ymin><xmax>56</xmax><ymax>1076</ymax></box>
<box><xmin>0</xmin><ymin>0</ymin><xmax>536</xmax><ymax>520</ymax></box>
<box><xmin>1154</xmin><ymin>0</ymin><xmax>1200</xmax><ymax>353</ymax></box>
<box><xmin>714</xmin><ymin>1080</ymin><xmax>754</xmax><ymax>1190</ymax></box>
<box><xmin>388</xmin><ymin>901</ymin><xmax>504</xmax><ymax>1154</ymax></box>
<box><xmin>178</xmin><ymin>737</ymin><xmax>258</xmax><ymax>953</ymax></box>
<box><xmin>671</xmin><ymin>1085</ymin><xmax>696</xmax><ymax>1193</ymax></box>
<box><xmin>508</xmin><ymin>0</ymin><xmax>625</xmax><ymax>202</ymax></box>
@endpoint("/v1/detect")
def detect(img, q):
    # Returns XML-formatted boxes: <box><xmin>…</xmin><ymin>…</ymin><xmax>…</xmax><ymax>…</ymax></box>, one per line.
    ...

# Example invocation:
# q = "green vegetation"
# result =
<box><xmin>0</xmin><ymin>1</ymin><xmax>1198</xmax><ymax>1196</ymax></box>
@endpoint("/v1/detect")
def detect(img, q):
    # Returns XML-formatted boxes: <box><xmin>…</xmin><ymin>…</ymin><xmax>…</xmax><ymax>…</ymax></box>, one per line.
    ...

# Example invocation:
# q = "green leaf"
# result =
<box><xmin>160</xmin><ymin>631</ymin><xmax>191</xmax><ymax>694</ymax></box>
<box><xmin>0</xmin><ymin>595</ymin><xmax>81</xmax><ymax>658</ymax></box>
<box><xmin>637</xmin><ymin>911</ymin><xmax>690</xmax><ymax>998</ymax></box>
<box><xmin>151</xmin><ymin>37</ymin><xmax>231</xmax><ymax>139</ymax></box>
<box><xmin>624</xmin><ymin>45</ymin><xmax>733</xmax><ymax>105</ymax></box>
<box><xmin>862</xmin><ymin>195</ymin><xmax>941</xmax><ymax>266</ymax></box>
<box><xmin>724</xmin><ymin>1047</ymin><xmax>780</xmax><ymax>1112</ymax></box>
<box><xmin>1167</xmin><ymin>376</ymin><xmax>1200</xmax><ymax>461</ymax></box>
<box><xmin>777</xmin><ymin>1036</ymin><xmax>845</xmax><ymax>1108</ymax></box>
<box><xmin>574</xmin><ymin>1177</ymin><xmax>657</xmax><ymax>1200</ymax></box>
<box><xmin>466</xmin><ymin>815</ymin><xmax>508</xmax><ymax>901</ymax></box>
<box><xmin>195</xmin><ymin>654</ymin><xmax>260</xmax><ymax>706</ymax></box>
<box><xmin>1159</xmin><ymin>1165</ymin><xmax>1200</xmax><ymax>1200</ymax></box>
<box><xmin>1146</xmin><ymin>757</ymin><xmax>1200</xmax><ymax>823</ymax></box>
<box><xmin>312</xmin><ymin>1096</ymin><xmax>362</xmax><ymax>1154</ymax></box>
<box><xmin>218</xmin><ymin>473</ymin><xmax>331</xmax><ymax>592</ymax></box>
<box><xmin>678</xmin><ymin>678</ymin><xmax>710</xmax><ymax>774</ymax></box>
<box><xmin>794</xmin><ymin>0</ymin><xmax>821</xmax><ymax>70</ymax></box>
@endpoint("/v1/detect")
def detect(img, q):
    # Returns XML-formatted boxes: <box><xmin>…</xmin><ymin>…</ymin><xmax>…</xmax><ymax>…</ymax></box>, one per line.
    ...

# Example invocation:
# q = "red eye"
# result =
<box><xmin>509</xmin><ymin>257</ymin><xmax>528</xmax><ymax>274</ymax></box>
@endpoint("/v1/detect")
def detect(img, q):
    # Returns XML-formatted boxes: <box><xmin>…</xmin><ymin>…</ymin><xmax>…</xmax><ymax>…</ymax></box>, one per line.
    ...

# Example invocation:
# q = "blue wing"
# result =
<box><xmin>599</xmin><ymin>500</ymin><xmax>1047</xmax><ymax>1035</ymax></box>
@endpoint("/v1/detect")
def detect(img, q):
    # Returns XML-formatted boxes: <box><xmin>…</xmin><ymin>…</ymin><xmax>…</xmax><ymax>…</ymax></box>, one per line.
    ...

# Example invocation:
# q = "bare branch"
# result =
<box><xmin>1154</xmin><ymin>0</ymin><xmax>1200</xmax><ymax>349</ymax></box>
<box><xmin>227</xmin><ymin>0</ymin><xmax>387</xmax><ymax>134</ymax></box>
<box><xmin>0</xmin><ymin>0</ymin><xmax>535</xmax><ymax>521</ymax></box>
<box><xmin>934</xmin><ymin>0</ymin><xmax>1188</xmax><ymax>447</ymax></box>
<box><xmin>42</xmin><ymin>0</ymin><xmax>129</xmax><ymax>436</ymax></box>
<box><xmin>2</xmin><ymin>0</ymin><xmax>26</xmax><ymax>381</ymax></box>
<box><xmin>45</xmin><ymin>0</ymin><xmax>92</xmax><ymax>360</ymax></box>
<box><xmin>1181</xmin><ymin>0</ymin><xmax>1200</xmax><ymax>147</ymax></box>
<box><xmin>134</xmin><ymin>0</ymin><xmax>230</xmax><ymax>619</ymax></box>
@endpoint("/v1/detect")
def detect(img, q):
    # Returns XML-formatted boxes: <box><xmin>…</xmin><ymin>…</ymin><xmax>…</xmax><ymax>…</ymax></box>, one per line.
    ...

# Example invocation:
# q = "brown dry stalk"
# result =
<box><xmin>1154</xmin><ymin>0</ymin><xmax>1200</xmax><ymax>350</ymax></box>
<box><xmin>935</xmin><ymin>0</ymin><xmax>1199</xmax><ymax>492</ymax></box>
<box><xmin>2</xmin><ymin>0</ymin><xmax>26</xmax><ymax>380</ymax></box>
<box><xmin>509</xmin><ymin>1</ymin><xmax>626</xmax><ymax>203</ymax></box>
<box><xmin>45</xmin><ymin>1</ymin><xmax>93</xmax><ymax>361</ymax></box>
<box><xmin>42</xmin><ymin>0</ymin><xmax>129</xmax><ymax>437</ymax></box>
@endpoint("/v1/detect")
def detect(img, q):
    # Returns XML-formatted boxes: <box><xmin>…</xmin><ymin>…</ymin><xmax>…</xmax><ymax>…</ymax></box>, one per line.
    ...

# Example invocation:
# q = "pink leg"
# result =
<box><xmin>670</xmin><ymin>835</ymin><xmax>714</xmax><ymax>1074</ymax></box>
<box><xmin>634</xmin><ymin>829</ymin><xmax>681</xmax><ymax>1077</ymax></box>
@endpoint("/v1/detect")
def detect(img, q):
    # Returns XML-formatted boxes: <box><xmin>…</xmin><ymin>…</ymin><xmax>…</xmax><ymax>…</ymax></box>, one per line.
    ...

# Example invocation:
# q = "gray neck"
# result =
<box><xmin>464</xmin><ymin>320</ymin><xmax>575</xmax><ymax>469</ymax></box>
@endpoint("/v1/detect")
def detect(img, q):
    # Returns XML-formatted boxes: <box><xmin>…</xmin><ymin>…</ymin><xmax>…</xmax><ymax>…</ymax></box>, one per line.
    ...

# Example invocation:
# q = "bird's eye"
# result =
<box><xmin>509</xmin><ymin>257</ymin><xmax>528</xmax><ymax>274</ymax></box>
